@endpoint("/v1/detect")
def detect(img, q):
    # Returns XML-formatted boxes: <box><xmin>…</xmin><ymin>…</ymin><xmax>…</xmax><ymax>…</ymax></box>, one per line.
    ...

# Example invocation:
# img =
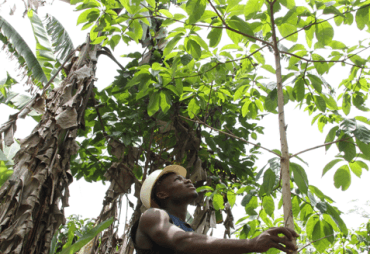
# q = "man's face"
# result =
<box><xmin>157</xmin><ymin>173</ymin><xmax>198</xmax><ymax>204</ymax></box>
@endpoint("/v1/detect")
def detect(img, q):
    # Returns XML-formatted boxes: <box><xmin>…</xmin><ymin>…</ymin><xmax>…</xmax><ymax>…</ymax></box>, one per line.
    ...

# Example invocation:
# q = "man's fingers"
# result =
<box><xmin>270</xmin><ymin>235</ymin><xmax>297</xmax><ymax>251</ymax></box>
<box><xmin>270</xmin><ymin>242</ymin><xmax>294</xmax><ymax>253</ymax></box>
<box><xmin>270</xmin><ymin>227</ymin><xmax>299</xmax><ymax>240</ymax></box>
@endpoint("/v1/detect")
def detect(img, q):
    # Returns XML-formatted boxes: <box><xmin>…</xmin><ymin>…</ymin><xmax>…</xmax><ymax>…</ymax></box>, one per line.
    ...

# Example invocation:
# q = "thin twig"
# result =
<box><xmin>297</xmin><ymin>234</ymin><xmax>335</xmax><ymax>252</ymax></box>
<box><xmin>207</xmin><ymin>0</ymin><xmax>273</xmax><ymax>47</ymax></box>
<box><xmin>179</xmin><ymin>115</ymin><xmax>281</xmax><ymax>157</ymax></box>
<box><xmin>41</xmin><ymin>48</ymin><xmax>78</xmax><ymax>97</ymax></box>
<box><xmin>290</xmin><ymin>136</ymin><xmax>354</xmax><ymax>158</ymax></box>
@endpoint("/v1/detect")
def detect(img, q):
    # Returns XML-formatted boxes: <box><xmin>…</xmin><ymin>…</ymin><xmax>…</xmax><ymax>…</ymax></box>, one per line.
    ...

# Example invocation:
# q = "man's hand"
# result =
<box><xmin>249</xmin><ymin>227</ymin><xmax>299</xmax><ymax>253</ymax></box>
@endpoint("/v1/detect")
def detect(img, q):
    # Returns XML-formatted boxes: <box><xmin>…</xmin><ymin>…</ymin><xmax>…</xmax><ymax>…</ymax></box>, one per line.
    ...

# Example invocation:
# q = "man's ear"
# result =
<box><xmin>156</xmin><ymin>191</ymin><xmax>169</xmax><ymax>200</ymax></box>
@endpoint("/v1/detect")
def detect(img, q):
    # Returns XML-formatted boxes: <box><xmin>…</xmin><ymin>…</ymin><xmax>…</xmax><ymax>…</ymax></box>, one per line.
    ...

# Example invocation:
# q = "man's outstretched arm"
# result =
<box><xmin>139</xmin><ymin>208</ymin><xmax>299</xmax><ymax>254</ymax></box>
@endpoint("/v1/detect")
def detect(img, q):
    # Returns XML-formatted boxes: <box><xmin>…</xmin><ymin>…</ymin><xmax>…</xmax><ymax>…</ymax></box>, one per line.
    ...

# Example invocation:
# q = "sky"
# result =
<box><xmin>0</xmin><ymin>0</ymin><xmax>369</xmax><ymax>242</ymax></box>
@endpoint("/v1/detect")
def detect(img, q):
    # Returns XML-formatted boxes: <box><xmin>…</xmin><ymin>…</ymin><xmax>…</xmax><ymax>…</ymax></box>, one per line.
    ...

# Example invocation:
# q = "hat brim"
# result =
<box><xmin>141</xmin><ymin>165</ymin><xmax>187</xmax><ymax>209</ymax></box>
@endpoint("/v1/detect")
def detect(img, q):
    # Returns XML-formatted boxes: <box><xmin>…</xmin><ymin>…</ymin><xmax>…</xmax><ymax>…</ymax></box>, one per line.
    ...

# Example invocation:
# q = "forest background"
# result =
<box><xmin>0</xmin><ymin>0</ymin><xmax>370</xmax><ymax>253</ymax></box>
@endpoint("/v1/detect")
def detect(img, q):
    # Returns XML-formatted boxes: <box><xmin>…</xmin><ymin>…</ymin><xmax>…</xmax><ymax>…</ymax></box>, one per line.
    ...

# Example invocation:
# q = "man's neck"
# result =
<box><xmin>164</xmin><ymin>202</ymin><xmax>188</xmax><ymax>222</ymax></box>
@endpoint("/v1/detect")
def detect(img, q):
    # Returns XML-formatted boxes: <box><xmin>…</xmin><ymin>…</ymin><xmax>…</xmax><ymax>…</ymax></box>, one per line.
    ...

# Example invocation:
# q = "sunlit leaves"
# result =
<box><xmin>262</xmin><ymin>169</ymin><xmax>275</xmax><ymax>195</ymax></box>
<box><xmin>244</xmin><ymin>0</ymin><xmax>264</xmax><ymax>20</ymax></box>
<box><xmin>186</xmin><ymin>0</ymin><xmax>207</xmax><ymax>24</ymax></box>
<box><xmin>291</xmin><ymin>162</ymin><xmax>308</xmax><ymax>194</ymax></box>
<box><xmin>355</xmin><ymin>6</ymin><xmax>370</xmax><ymax>30</ymax></box>
<box><xmin>147</xmin><ymin>92</ymin><xmax>160</xmax><ymax>116</ymax></box>
<box><xmin>226</xmin><ymin>16</ymin><xmax>254</xmax><ymax>43</ymax></box>
<box><xmin>342</xmin><ymin>93</ymin><xmax>351</xmax><ymax>115</ymax></box>
<box><xmin>312</xmin><ymin>54</ymin><xmax>329</xmax><ymax>75</ymax></box>
<box><xmin>294</xmin><ymin>77</ymin><xmax>305</xmax><ymax>102</ymax></box>
<box><xmin>262</xmin><ymin>196</ymin><xmax>275</xmax><ymax>217</ymax></box>
<box><xmin>163</xmin><ymin>34</ymin><xmax>183</xmax><ymax>56</ymax></box>
<box><xmin>334</xmin><ymin>165</ymin><xmax>351</xmax><ymax>191</ymax></box>
<box><xmin>322</xmin><ymin>159</ymin><xmax>342</xmax><ymax>177</ymax></box>
<box><xmin>324</xmin><ymin>126</ymin><xmax>339</xmax><ymax>151</ymax></box>
<box><xmin>185</xmin><ymin>38</ymin><xmax>202</xmax><ymax>60</ymax></box>
<box><xmin>77</xmin><ymin>8</ymin><xmax>100</xmax><ymax>25</ymax></box>
<box><xmin>207</xmin><ymin>27</ymin><xmax>222</xmax><ymax>48</ymax></box>
<box><xmin>314</xmin><ymin>20</ymin><xmax>334</xmax><ymax>47</ymax></box>
<box><xmin>241</xmin><ymin>189</ymin><xmax>257</xmax><ymax>206</ymax></box>
<box><xmin>188</xmin><ymin>98</ymin><xmax>200</xmax><ymax>118</ymax></box>
<box><xmin>212</xmin><ymin>193</ymin><xmax>224</xmax><ymax>210</ymax></box>
<box><xmin>312</xmin><ymin>220</ymin><xmax>334</xmax><ymax>252</ymax></box>
<box><xmin>277</xmin><ymin>23</ymin><xmax>298</xmax><ymax>42</ymax></box>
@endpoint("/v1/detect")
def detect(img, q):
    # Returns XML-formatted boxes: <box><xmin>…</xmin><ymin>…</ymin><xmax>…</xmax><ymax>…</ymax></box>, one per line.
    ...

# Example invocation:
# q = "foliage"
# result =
<box><xmin>49</xmin><ymin>215</ymin><xmax>114</xmax><ymax>254</ymax></box>
<box><xmin>1</xmin><ymin>0</ymin><xmax>370</xmax><ymax>252</ymax></box>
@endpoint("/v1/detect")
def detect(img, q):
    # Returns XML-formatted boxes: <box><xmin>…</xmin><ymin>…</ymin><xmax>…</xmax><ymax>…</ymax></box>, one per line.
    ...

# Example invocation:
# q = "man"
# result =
<box><xmin>130</xmin><ymin>165</ymin><xmax>299</xmax><ymax>254</ymax></box>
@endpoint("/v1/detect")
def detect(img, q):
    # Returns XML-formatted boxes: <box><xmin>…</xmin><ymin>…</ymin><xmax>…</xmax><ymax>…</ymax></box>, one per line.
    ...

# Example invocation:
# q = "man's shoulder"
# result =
<box><xmin>139</xmin><ymin>208</ymin><xmax>170</xmax><ymax>229</ymax></box>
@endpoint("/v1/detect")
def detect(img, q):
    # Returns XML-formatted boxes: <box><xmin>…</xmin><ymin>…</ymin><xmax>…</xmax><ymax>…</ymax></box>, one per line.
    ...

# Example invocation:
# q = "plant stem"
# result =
<box><xmin>268</xmin><ymin>1</ymin><xmax>297</xmax><ymax>252</ymax></box>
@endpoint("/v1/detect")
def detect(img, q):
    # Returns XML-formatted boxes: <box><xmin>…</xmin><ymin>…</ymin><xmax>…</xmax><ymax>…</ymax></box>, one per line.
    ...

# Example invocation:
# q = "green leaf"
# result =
<box><xmin>212</xmin><ymin>193</ymin><xmax>224</xmax><ymax>210</ymax></box>
<box><xmin>307</xmin><ymin>74</ymin><xmax>322</xmax><ymax>93</ymax></box>
<box><xmin>242</xmin><ymin>99</ymin><xmax>252</xmax><ymax>117</ymax></box>
<box><xmin>264</xmin><ymin>89</ymin><xmax>278</xmax><ymax>112</ymax></box>
<box><xmin>315</xmin><ymin>20</ymin><xmax>334</xmax><ymax>45</ymax></box>
<box><xmin>44</xmin><ymin>14</ymin><xmax>75</xmax><ymax>63</ymax></box>
<box><xmin>227</xmin><ymin>190</ymin><xmax>236</xmax><ymax>207</ymax></box>
<box><xmin>354</xmin><ymin>124</ymin><xmax>370</xmax><ymax>144</ymax></box>
<box><xmin>241</xmin><ymin>189</ymin><xmax>257</xmax><ymax>206</ymax></box>
<box><xmin>0</xmin><ymin>162</ymin><xmax>13</xmax><ymax>187</ymax></box>
<box><xmin>355</xmin><ymin>6</ymin><xmax>369</xmax><ymax>30</ymax></box>
<box><xmin>227</xmin><ymin>16</ymin><xmax>254</xmax><ymax>39</ymax></box>
<box><xmin>357</xmin><ymin>139</ymin><xmax>370</xmax><ymax>157</ymax></box>
<box><xmin>262</xmin><ymin>196</ymin><xmax>275</xmax><ymax>217</ymax></box>
<box><xmin>326</xmin><ymin>204</ymin><xmax>348</xmax><ymax>235</ymax></box>
<box><xmin>160</xmin><ymin>91</ymin><xmax>171</xmax><ymax>113</ymax></box>
<box><xmin>322</xmin><ymin>159</ymin><xmax>342</xmax><ymax>177</ymax></box>
<box><xmin>0</xmin><ymin>16</ymin><xmax>48</xmax><ymax>85</ymax></box>
<box><xmin>60</xmin><ymin>217</ymin><xmax>114</xmax><ymax>254</ymax></box>
<box><xmin>329</xmin><ymin>40</ymin><xmax>346</xmax><ymax>50</ymax></box>
<box><xmin>261</xmin><ymin>65</ymin><xmax>275</xmax><ymax>74</ymax></box>
<box><xmin>147</xmin><ymin>92</ymin><xmax>160</xmax><ymax>116</ymax></box>
<box><xmin>294</xmin><ymin>77</ymin><xmax>305</xmax><ymax>102</ymax></box>
<box><xmin>186</xmin><ymin>39</ymin><xmax>202</xmax><ymax>60</ymax></box>
<box><xmin>288</xmin><ymin>50</ymin><xmax>307</xmax><ymax>67</ymax></box>
<box><xmin>312</xmin><ymin>54</ymin><xmax>329</xmax><ymax>75</ymax></box>
<box><xmin>262</xmin><ymin>169</ymin><xmax>276</xmax><ymax>195</ymax></box>
<box><xmin>278</xmin><ymin>23</ymin><xmax>298</xmax><ymax>42</ymax></box>
<box><xmin>188</xmin><ymin>98</ymin><xmax>200</xmax><ymax>118</ymax></box>
<box><xmin>62</xmin><ymin>222</ymin><xmax>76</xmax><ymax>250</ymax></box>
<box><xmin>342</xmin><ymin>93</ymin><xmax>351</xmax><ymax>116</ymax></box>
<box><xmin>291</xmin><ymin>162</ymin><xmax>308</xmax><ymax>194</ymax></box>
<box><xmin>244</xmin><ymin>0</ymin><xmax>264</xmax><ymax>20</ymax></box>
<box><xmin>306</xmin><ymin>214</ymin><xmax>320</xmax><ymax>239</ymax></box>
<box><xmin>77</xmin><ymin>8</ymin><xmax>100</xmax><ymax>25</ymax></box>
<box><xmin>312</xmin><ymin>221</ymin><xmax>332</xmax><ymax>252</ymax></box>
<box><xmin>196</xmin><ymin>185</ymin><xmax>214</xmax><ymax>192</ymax></box>
<box><xmin>334</xmin><ymin>165</ymin><xmax>351</xmax><ymax>191</ymax></box>
<box><xmin>207</xmin><ymin>27</ymin><xmax>222</xmax><ymax>47</ymax></box>
<box><xmin>163</xmin><ymin>34</ymin><xmax>183</xmax><ymax>56</ymax></box>
<box><xmin>314</xmin><ymin>95</ymin><xmax>326</xmax><ymax>112</ymax></box>
<box><xmin>186</xmin><ymin>0</ymin><xmax>207</xmax><ymax>24</ymax></box>
<box><xmin>349</xmin><ymin>161</ymin><xmax>362</xmax><ymax>178</ymax></box>
<box><xmin>325</xmin><ymin>126</ymin><xmax>339</xmax><ymax>151</ymax></box>
<box><xmin>279</xmin><ymin>0</ymin><xmax>295</xmax><ymax>9</ymax></box>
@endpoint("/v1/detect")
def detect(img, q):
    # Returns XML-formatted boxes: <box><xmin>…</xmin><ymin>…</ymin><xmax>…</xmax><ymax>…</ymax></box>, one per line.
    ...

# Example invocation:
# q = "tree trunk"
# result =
<box><xmin>269</xmin><ymin>1</ymin><xmax>297</xmax><ymax>252</ymax></box>
<box><xmin>0</xmin><ymin>35</ymin><xmax>99</xmax><ymax>253</ymax></box>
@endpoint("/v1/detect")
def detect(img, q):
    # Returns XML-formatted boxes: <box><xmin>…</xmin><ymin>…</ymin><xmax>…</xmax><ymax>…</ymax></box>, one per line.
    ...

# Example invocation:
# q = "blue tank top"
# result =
<box><xmin>131</xmin><ymin>209</ymin><xmax>194</xmax><ymax>254</ymax></box>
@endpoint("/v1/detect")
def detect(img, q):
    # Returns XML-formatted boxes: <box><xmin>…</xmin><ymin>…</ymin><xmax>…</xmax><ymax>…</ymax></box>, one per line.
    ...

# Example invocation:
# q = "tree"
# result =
<box><xmin>1</xmin><ymin>0</ymin><xmax>370</xmax><ymax>253</ymax></box>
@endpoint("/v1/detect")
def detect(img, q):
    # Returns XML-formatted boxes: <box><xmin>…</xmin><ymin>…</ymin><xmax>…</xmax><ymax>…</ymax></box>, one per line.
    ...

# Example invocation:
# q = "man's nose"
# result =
<box><xmin>185</xmin><ymin>178</ymin><xmax>192</xmax><ymax>184</ymax></box>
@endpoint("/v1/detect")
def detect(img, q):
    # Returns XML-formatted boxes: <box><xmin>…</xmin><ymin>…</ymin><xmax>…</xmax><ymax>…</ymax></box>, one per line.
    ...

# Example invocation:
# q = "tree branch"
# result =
<box><xmin>297</xmin><ymin>234</ymin><xmax>335</xmax><ymax>252</ymax></box>
<box><xmin>290</xmin><ymin>135</ymin><xmax>354</xmax><ymax>158</ymax></box>
<box><xmin>277</xmin><ymin>3</ymin><xmax>370</xmax><ymax>44</ymax></box>
<box><xmin>207</xmin><ymin>0</ymin><xmax>273</xmax><ymax>47</ymax></box>
<box><xmin>179</xmin><ymin>115</ymin><xmax>282</xmax><ymax>157</ymax></box>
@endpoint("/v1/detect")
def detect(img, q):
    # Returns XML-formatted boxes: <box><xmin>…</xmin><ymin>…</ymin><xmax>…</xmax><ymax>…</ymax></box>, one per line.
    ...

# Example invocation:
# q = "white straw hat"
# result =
<box><xmin>140</xmin><ymin>165</ymin><xmax>187</xmax><ymax>209</ymax></box>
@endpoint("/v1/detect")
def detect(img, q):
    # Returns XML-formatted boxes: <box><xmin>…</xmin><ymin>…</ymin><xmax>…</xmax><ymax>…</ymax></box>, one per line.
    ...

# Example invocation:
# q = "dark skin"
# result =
<box><xmin>136</xmin><ymin>173</ymin><xmax>299</xmax><ymax>253</ymax></box>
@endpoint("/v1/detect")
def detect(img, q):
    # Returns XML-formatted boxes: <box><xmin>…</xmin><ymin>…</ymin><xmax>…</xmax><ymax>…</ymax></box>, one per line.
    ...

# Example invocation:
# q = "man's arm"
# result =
<box><xmin>139</xmin><ymin>208</ymin><xmax>298</xmax><ymax>254</ymax></box>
